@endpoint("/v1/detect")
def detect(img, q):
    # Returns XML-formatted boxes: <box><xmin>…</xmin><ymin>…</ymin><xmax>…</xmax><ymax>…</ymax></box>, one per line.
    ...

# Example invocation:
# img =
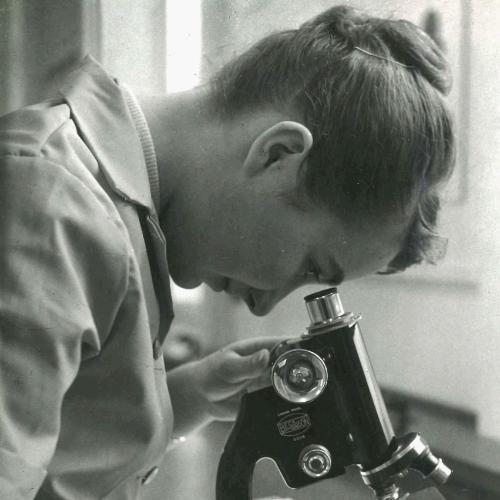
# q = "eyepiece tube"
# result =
<box><xmin>305</xmin><ymin>288</ymin><xmax>344</xmax><ymax>327</ymax></box>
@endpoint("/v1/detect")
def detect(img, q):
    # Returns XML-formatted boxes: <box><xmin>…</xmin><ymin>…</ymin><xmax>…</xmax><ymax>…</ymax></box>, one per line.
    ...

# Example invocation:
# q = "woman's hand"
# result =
<box><xmin>167</xmin><ymin>336</ymin><xmax>283</xmax><ymax>437</ymax></box>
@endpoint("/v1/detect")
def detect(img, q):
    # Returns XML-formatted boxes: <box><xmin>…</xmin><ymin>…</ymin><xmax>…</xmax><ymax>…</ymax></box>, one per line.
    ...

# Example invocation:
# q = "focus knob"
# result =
<box><xmin>271</xmin><ymin>349</ymin><xmax>328</xmax><ymax>403</ymax></box>
<box><xmin>299</xmin><ymin>444</ymin><xmax>332</xmax><ymax>478</ymax></box>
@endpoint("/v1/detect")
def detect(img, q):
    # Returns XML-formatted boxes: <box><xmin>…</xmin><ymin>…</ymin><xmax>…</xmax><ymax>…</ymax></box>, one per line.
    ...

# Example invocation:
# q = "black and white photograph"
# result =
<box><xmin>0</xmin><ymin>1</ymin><xmax>498</xmax><ymax>499</ymax></box>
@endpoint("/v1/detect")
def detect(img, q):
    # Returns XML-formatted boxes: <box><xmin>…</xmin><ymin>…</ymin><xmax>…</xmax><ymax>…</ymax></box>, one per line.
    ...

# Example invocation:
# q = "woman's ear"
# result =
<box><xmin>243</xmin><ymin>121</ymin><xmax>313</xmax><ymax>178</ymax></box>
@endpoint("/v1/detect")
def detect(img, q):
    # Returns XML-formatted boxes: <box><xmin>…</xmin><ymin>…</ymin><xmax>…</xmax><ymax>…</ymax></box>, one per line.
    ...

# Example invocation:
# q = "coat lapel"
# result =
<box><xmin>59</xmin><ymin>56</ymin><xmax>173</xmax><ymax>340</ymax></box>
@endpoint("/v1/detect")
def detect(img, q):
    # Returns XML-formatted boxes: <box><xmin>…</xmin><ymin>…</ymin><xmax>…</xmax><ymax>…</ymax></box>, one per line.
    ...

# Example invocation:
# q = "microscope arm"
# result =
<box><xmin>216</xmin><ymin>394</ymin><xmax>259</xmax><ymax>500</ymax></box>
<box><xmin>216</xmin><ymin>445</ymin><xmax>256</xmax><ymax>500</ymax></box>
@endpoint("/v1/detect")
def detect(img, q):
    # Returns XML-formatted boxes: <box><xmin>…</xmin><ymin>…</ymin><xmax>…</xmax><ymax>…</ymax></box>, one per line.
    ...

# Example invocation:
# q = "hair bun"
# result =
<box><xmin>301</xmin><ymin>6</ymin><xmax>369</xmax><ymax>46</ymax></box>
<box><xmin>302</xmin><ymin>6</ymin><xmax>452</xmax><ymax>95</ymax></box>
<box><xmin>381</xmin><ymin>21</ymin><xmax>452</xmax><ymax>94</ymax></box>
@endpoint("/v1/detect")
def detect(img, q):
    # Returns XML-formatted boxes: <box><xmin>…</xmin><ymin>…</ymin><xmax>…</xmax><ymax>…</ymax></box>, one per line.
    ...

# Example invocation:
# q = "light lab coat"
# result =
<box><xmin>0</xmin><ymin>57</ymin><xmax>174</xmax><ymax>499</ymax></box>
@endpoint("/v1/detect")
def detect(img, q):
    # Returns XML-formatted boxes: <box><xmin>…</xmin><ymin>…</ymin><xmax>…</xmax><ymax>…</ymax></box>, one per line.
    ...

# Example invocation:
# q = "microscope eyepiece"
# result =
<box><xmin>304</xmin><ymin>287</ymin><xmax>338</xmax><ymax>302</ymax></box>
<box><xmin>304</xmin><ymin>288</ymin><xmax>345</xmax><ymax>331</ymax></box>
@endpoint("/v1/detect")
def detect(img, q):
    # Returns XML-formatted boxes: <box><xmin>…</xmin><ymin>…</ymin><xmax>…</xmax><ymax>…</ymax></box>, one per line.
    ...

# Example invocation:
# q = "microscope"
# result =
<box><xmin>216</xmin><ymin>288</ymin><xmax>452</xmax><ymax>499</ymax></box>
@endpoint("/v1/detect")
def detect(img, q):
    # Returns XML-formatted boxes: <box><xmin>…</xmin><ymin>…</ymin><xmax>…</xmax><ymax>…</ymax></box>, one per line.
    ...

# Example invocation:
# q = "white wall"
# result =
<box><xmin>464</xmin><ymin>0</ymin><xmax>500</xmax><ymax>437</ymax></box>
<box><xmin>99</xmin><ymin>0</ymin><xmax>167</xmax><ymax>94</ymax></box>
<box><xmin>0</xmin><ymin>0</ymin><xmax>101</xmax><ymax>115</ymax></box>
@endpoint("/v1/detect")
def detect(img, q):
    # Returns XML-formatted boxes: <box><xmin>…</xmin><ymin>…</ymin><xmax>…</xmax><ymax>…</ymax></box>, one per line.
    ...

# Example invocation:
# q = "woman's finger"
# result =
<box><xmin>217</xmin><ymin>348</ymin><xmax>270</xmax><ymax>383</ymax></box>
<box><xmin>225</xmin><ymin>336</ymin><xmax>287</xmax><ymax>356</ymax></box>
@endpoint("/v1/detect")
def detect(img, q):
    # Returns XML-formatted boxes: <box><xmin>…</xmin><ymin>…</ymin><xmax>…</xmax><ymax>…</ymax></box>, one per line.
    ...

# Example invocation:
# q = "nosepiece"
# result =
<box><xmin>360</xmin><ymin>433</ymin><xmax>452</xmax><ymax>495</ymax></box>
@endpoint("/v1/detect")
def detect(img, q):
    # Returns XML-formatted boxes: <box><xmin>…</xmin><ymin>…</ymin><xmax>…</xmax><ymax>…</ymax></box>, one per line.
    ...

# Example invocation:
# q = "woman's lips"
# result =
<box><xmin>205</xmin><ymin>277</ymin><xmax>228</xmax><ymax>292</ymax></box>
<box><xmin>225</xmin><ymin>281</ymin><xmax>255</xmax><ymax>309</ymax></box>
<box><xmin>208</xmin><ymin>279</ymin><xmax>263</xmax><ymax>315</ymax></box>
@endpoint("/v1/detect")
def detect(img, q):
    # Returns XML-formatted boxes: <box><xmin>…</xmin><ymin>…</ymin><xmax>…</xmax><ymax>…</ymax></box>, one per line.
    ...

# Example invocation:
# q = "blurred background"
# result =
<box><xmin>1</xmin><ymin>0</ymin><xmax>499</xmax><ymax>498</ymax></box>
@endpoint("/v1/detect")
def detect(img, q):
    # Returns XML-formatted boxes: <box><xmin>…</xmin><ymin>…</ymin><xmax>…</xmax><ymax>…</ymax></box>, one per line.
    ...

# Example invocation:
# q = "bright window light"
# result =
<box><xmin>166</xmin><ymin>0</ymin><xmax>202</xmax><ymax>93</ymax></box>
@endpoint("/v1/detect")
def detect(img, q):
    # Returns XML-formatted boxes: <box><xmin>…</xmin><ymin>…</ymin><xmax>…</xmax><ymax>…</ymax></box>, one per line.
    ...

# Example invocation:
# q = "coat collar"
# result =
<box><xmin>60</xmin><ymin>56</ymin><xmax>174</xmax><ymax>341</ymax></box>
<box><xmin>59</xmin><ymin>55</ymin><xmax>156</xmax><ymax>215</ymax></box>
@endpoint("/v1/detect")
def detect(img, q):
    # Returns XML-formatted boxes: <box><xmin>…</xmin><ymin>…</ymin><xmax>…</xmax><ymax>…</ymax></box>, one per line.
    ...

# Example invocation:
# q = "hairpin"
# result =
<box><xmin>354</xmin><ymin>46</ymin><xmax>413</xmax><ymax>69</ymax></box>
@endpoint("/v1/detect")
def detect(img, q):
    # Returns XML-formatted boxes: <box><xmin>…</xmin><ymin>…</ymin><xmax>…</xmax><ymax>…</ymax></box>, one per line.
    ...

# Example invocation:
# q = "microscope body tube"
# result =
<box><xmin>302</xmin><ymin>320</ymin><xmax>396</xmax><ymax>468</ymax></box>
<box><xmin>216</xmin><ymin>318</ymin><xmax>397</xmax><ymax>500</ymax></box>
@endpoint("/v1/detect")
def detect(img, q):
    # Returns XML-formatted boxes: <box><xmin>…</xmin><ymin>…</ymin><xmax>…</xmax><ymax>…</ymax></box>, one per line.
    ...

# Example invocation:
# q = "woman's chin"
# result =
<box><xmin>170</xmin><ymin>271</ymin><xmax>202</xmax><ymax>290</ymax></box>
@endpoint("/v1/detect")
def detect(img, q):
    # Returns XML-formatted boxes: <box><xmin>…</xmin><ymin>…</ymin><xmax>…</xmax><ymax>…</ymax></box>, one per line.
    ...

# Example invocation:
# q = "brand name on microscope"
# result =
<box><xmin>277</xmin><ymin>413</ymin><xmax>311</xmax><ymax>437</ymax></box>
